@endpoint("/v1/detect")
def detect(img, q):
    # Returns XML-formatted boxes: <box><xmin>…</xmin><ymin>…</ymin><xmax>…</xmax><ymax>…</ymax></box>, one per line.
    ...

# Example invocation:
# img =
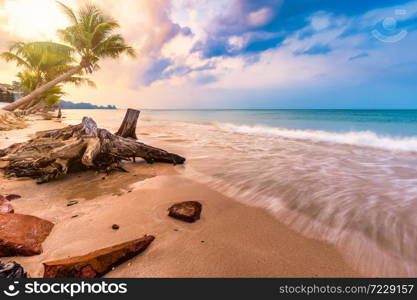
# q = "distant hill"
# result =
<box><xmin>61</xmin><ymin>100</ymin><xmax>117</xmax><ymax>109</ymax></box>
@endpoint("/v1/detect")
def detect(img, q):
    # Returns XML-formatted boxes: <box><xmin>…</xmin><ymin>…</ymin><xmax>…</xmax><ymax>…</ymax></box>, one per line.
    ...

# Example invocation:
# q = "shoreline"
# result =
<box><xmin>0</xmin><ymin>115</ymin><xmax>361</xmax><ymax>277</ymax></box>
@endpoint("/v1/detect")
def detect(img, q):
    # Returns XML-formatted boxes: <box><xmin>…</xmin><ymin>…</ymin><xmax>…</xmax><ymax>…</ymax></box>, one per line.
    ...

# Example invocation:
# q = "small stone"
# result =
<box><xmin>102</xmin><ymin>177</ymin><xmax>106</xmax><ymax>180</ymax></box>
<box><xmin>112</xmin><ymin>224</ymin><xmax>120</xmax><ymax>230</ymax></box>
<box><xmin>168</xmin><ymin>201</ymin><xmax>202</xmax><ymax>223</ymax></box>
<box><xmin>5</xmin><ymin>194</ymin><xmax>21</xmax><ymax>201</ymax></box>
<box><xmin>67</xmin><ymin>200</ymin><xmax>78</xmax><ymax>207</ymax></box>
<box><xmin>71</xmin><ymin>215</ymin><xmax>78</xmax><ymax>219</ymax></box>
<box><xmin>201</xmin><ymin>240</ymin><xmax>205</xmax><ymax>243</ymax></box>
<box><xmin>0</xmin><ymin>198</ymin><xmax>14</xmax><ymax>214</ymax></box>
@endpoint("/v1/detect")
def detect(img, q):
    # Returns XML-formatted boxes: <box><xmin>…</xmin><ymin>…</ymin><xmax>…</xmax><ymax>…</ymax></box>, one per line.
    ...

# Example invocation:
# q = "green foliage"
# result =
<box><xmin>0</xmin><ymin>1</ymin><xmax>135</xmax><ymax>111</ymax></box>
<box><xmin>56</xmin><ymin>1</ymin><xmax>136</xmax><ymax>73</ymax></box>
<box><xmin>1</xmin><ymin>41</ymin><xmax>95</xmax><ymax>107</ymax></box>
<box><xmin>17</xmin><ymin>70</ymin><xmax>65</xmax><ymax>107</ymax></box>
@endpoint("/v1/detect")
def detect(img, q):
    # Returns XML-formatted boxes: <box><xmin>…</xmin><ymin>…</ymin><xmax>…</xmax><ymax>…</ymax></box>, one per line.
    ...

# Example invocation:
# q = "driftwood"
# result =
<box><xmin>0</xmin><ymin>115</ymin><xmax>185</xmax><ymax>183</ymax></box>
<box><xmin>116</xmin><ymin>108</ymin><xmax>139</xmax><ymax>139</ymax></box>
<box><xmin>0</xmin><ymin>109</ymin><xmax>26</xmax><ymax>131</ymax></box>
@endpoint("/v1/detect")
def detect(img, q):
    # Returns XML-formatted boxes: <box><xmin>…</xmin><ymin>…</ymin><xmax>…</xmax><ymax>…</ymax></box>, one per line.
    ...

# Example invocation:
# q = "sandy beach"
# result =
<box><xmin>0</xmin><ymin>115</ymin><xmax>361</xmax><ymax>278</ymax></box>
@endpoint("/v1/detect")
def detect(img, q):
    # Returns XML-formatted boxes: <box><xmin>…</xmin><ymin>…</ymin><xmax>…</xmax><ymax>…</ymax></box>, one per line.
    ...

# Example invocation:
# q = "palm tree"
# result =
<box><xmin>2</xmin><ymin>1</ymin><xmax>135</xmax><ymax>111</ymax></box>
<box><xmin>1</xmin><ymin>41</ymin><xmax>94</xmax><ymax>111</ymax></box>
<box><xmin>15</xmin><ymin>70</ymin><xmax>66</xmax><ymax>112</ymax></box>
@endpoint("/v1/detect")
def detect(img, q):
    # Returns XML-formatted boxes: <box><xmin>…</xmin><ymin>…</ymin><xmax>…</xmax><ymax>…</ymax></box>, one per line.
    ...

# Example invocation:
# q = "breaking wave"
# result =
<box><xmin>216</xmin><ymin>122</ymin><xmax>417</xmax><ymax>153</ymax></box>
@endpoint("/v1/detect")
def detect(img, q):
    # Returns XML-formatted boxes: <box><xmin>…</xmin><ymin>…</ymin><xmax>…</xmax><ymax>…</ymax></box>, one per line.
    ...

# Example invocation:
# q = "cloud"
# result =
<box><xmin>2</xmin><ymin>0</ymin><xmax>417</xmax><ymax>109</ymax></box>
<box><xmin>294</xmin><ymin>43</ymin><xmax>332</xmax><ymax>55</ymax></box>
<box><xmin>142</xmin><ymin>58</ymin><xmax>174</xmax><ymax>86</ymax></box>
<box><xmin>191</xmin><ymin>0</ymin><xmax>413</xmax><ymax>59</ymax></box>
<box><xmin>138</xmin><ymin>0</ymin><xmax>192</xmax><ymax>55</ymax></box>
<box><xmin>127</xmin><ymin>0</ymin><xmax>193</xmax><ymax>86</ymax></box>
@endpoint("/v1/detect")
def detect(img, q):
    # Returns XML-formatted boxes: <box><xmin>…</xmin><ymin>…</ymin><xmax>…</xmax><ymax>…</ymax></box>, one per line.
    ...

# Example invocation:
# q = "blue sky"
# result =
<box><xmin>1</xmin><ymin>0</ymin><xmax>417</xmax><ymax>108</ymax></box>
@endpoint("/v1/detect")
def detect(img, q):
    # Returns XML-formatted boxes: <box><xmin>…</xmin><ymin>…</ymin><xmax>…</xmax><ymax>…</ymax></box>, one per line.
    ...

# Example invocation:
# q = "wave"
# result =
<box><xmin>214</xmin><ymin>122</ymin><xmax>417</xmax><ymax>153</ymax></box>
<box><xmin>183</xmin><ymin>165</ymin><xmax>417</xmax><ymax>277</ymax></box>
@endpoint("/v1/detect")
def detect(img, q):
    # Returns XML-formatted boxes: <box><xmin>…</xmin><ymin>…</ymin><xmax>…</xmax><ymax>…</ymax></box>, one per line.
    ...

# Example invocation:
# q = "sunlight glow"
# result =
<box><xmin>2</xmin><ymin>0</ymin><xmax>69</xmax><ymax>40</ymax></box>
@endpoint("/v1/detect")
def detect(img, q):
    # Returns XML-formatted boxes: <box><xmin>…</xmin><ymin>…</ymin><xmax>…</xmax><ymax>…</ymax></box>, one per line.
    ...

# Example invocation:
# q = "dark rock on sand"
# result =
<box><xmin>168</xmin><ymin>201</ymin><xmax>202</xmax><ymax>223</ymax></box>
<box><xmin>112</xmin><ymin>224</ymin><xmax>120</xmax><ymax>230</ymax></box>
<box><xmin>67</xmin><ymin>200</ymin><xmax>78</xmax><ymax>207</ymax></box>
<box><xmin>0</xmin><ymin>198</ymin><xmax>14</xmax><ymax>213</ymax></box>
<box><xmin>43</xmin><ymin>235</ymin><xmax>155</xmax><ymax>278</ymax></box>
<box><xmin>5</xmin><ymin>194</ymin><xmax>21</xmax><ymax>201</ymax></box>
<box><xmin>0</xmin><ymin>213</ymin><xmax>54</xmax><ymax>257</ymax></box>
<box><xmin>0</xmin><ymin>261</ymin><xmax>28</xmax><ymax>278</ymax></box>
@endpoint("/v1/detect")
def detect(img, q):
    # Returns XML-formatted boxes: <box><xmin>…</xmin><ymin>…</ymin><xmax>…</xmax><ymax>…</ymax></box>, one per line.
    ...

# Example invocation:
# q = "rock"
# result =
<box><xmin>168</xmin><ymin>201</ymin><xmax>202</xmax><ymax>223</ymax></box>
<box><xmin>5</xmin><ymin>194</ymin><xmax>21</xmax><ymax>201</ymax></box>
<box><xmin>112</xmin><ymin>224</ymin><xmax>120</xmax><ymax>230</ymax></box>
<box><xmin>0</xmin><ymin>198</ymin><xmax>14</xmax><ymax>213</ymax></box>
<box><xmin>43</xmin><ymin>235</ymin><xmax>155</xmax><ymax>278</ymax></box>
<box><xmin>0</xmin><ymin>213</ymin><xmax>54</xmax><ymax>257</ymax></box>
<box><xmin>0</xmin><ymin>261</ymin><xmax>28</xmax><ymax>278</ymax></box>
<box><xmin>67</xmin><ymin>200</ymin><xmax>78</xmax><ymax>207</ymax></box>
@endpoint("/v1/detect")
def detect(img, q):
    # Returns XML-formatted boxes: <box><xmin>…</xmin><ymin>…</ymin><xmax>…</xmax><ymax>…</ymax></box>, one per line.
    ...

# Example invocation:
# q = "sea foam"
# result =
<box><xmin>215</xmin><ymin>122</ymin><xmax>417</xmax><ymax>153</ymax></box>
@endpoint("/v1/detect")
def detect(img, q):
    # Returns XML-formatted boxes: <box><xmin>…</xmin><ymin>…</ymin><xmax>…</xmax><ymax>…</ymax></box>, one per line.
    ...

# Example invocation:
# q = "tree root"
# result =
<box><xmin>0</xmin><ymin>116</ymin><xmax>185</xmax><ymax>183</ymax></box>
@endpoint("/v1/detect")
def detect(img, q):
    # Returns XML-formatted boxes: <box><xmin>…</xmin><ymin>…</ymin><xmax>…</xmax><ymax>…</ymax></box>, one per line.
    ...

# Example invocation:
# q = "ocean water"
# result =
<box><xmin>63</xmin><ymin>109</ymin><xmax>417</xmax><ymax>276</ymax></box>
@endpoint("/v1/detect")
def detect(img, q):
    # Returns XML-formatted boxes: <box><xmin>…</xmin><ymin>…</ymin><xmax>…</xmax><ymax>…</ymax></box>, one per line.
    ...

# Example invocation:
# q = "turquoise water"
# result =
<box><xmin>64</xmin><ymin>109</ymin><xmax>417</xmax><ymax>276</ymax></box>
<box><xmin>142</xmin><ymin>109</ymin><xmax>417</xmax><ymax>137</ymax></box>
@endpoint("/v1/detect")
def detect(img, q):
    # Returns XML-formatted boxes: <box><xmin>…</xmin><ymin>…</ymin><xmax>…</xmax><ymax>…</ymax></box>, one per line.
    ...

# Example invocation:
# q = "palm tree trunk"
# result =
<box><xmin>2</xmin><ymin>64</ymin><xmax>83</xmax><ymax>111</ymax></box>
<box><xmin>21</xmin><ymin>81</ymin><xmax>42</xmax><ymax>110</ymax></box>
<box><xmin>24</xmin><ymin>99</ymin><xmax>42</xmax><ymax>114</ymax></box>
<box><xmin>21</xmin><ymin>97</ymin><xmax>39</xmax><ymax>110</ymax></box>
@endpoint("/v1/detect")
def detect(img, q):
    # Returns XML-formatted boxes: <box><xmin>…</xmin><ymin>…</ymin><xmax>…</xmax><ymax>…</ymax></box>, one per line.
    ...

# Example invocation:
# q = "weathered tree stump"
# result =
<box><xmin>115</xmin><ymin>108</ymin><xmax>140</xmax><ymax>139</ymax></box>
<box><xmin>0</xmin><ymin>116</ymin><xmax>185</xmax><ymax>183</ymax></box>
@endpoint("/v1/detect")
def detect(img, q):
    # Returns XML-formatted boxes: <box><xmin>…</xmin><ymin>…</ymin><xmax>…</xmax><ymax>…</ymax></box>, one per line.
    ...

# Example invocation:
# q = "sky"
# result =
<box><xmin>1</xmin><ymin>0</ymin><xmax>417</xmax><ymax>109</ymax></box>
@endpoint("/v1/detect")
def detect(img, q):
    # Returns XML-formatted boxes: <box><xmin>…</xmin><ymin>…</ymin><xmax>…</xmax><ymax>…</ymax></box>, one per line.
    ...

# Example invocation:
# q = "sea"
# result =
<box><xmin>60</xmin><ymin>109</ymin><xmax>417</xmax><ymax>276</ymax></box>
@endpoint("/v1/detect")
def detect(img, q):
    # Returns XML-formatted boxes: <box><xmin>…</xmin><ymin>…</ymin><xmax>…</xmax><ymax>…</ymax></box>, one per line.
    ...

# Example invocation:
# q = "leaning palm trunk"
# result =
<box><xmin>21</xmin><ymin>97</ymin><xmax>41</xmax><ymax>111</ymax></box>
<box><xmin>26</xmin><ymin>101</ymin><xmax>45</xmax><ymax>115</ymax></box>
<box><xmin>2</xmin><ymin>64</ymin><xmax>83</xmax><ymax>111</ymax></box>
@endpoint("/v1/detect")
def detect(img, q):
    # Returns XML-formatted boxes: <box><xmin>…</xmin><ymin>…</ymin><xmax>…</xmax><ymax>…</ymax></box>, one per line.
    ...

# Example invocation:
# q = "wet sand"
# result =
<box><xmin>0</xmin><ymin>116</ymin><xmax>361</xmax><ymax>277</ymax></box>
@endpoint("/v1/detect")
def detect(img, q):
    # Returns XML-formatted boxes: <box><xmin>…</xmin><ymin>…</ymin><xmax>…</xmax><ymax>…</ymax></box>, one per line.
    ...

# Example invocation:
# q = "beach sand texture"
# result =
<box><xmin>0</xmin><ymin>116</ymin><xmax>360</xmax><ymax>278</ymax></box>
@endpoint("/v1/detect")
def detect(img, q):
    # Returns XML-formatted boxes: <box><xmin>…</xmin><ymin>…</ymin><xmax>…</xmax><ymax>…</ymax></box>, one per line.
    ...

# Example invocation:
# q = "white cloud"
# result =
<box><xmin>247</xmin><ymin>7</ymin><xmax>273</xmax><ymax>27</ymax></box>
